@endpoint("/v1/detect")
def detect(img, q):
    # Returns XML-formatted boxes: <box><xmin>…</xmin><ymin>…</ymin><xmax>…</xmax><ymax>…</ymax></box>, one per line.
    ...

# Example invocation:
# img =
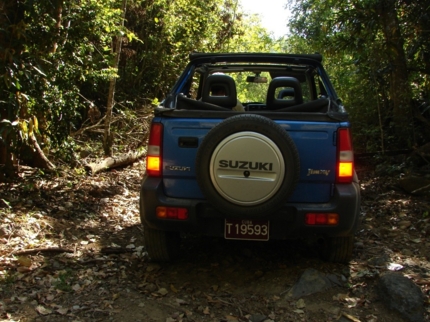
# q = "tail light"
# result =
<box><xmin>336</xmin><ymin>128</ymin><xmax>354</xmax><ymax>183</ymax></box>
<box><xmin>156</xmin><ymin>207</ymin><xmax>188</xmax><ymax>220</ymax></box>
<box><xmin>305</xmin><ymin>213</ymin><xmax>339</xmax><ymax>225</ymax></box>
<box><xmin>146</xmin><ymin>123</ymin><xmax>163</xmax><ymax>177</ymax></box>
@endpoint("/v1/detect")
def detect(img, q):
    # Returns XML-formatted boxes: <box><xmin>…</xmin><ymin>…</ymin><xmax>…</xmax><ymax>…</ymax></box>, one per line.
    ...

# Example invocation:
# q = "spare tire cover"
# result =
<box><xmin>196</xmin><ymin>114</ymin><xmax>300</xmax><ymax>217</ymax></box>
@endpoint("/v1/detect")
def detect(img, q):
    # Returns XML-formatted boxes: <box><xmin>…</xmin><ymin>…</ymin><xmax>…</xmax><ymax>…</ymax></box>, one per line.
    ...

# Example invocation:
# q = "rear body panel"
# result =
<box><xmin>161</xmin><ymin>116</ymin><xmax>343</xmax><ymax>203</ymax></box>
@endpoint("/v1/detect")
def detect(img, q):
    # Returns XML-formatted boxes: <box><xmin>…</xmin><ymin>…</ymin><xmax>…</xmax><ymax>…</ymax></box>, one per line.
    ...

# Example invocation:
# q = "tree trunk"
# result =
<box><xmin>51</xmin><ymin>0</ymin><xmax>63</xmax><ymax>53</ymax></box>
<box><xmin>377</xmin><ymin>0</ymin><xmax>414</xmax><ymax>147</ymax></box>
<box><xmin>103</xmin><ymin>0</ymin><xmax>127</xmax><ymax>156</ymax></box>
<box><xmin>85</xmin><ymin>148</ymin><xmax>145</xmax><ymax>175</ymax></box>
<box><xmin>28</xmin><ymin>132</ymin><xmax>56</xmax><ymax>170</ymax></box>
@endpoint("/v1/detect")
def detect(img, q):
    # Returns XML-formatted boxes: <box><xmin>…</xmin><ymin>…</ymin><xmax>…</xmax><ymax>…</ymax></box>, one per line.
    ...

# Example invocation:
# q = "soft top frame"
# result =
<box><xmin>189</xmin><ymin>52</ymin><xmax>323</xmax><ymax>65</ymax></box>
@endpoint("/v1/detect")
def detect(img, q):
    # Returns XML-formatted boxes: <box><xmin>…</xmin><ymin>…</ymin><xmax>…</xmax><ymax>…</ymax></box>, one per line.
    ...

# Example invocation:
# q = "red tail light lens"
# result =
<box><xmin>146</xmin><ymin>123</ymin><xmax>163</xmax><ymax>177</ymax></box>
<box><xmin>305</xmin><ymin>213</ymin><xmax>339</xmax><ymax>225</ymax></box>
<box><xmin>337</xmin><ymin>128</ymin><xmax>354</xmax><ymax>183</ymax></box>
<box><xmin>156</xmin><ymin>207</ymin><xmax>188</xmax><ymax>220</ymax></box>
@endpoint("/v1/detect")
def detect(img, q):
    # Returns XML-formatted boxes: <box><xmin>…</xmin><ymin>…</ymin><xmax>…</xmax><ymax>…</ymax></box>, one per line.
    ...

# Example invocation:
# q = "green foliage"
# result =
<box><xmin>0</xmin><ymin>0</ymin><xmax>287</xmax><ymax>166</ymax></box>
<box><xmin>118</xmin><ymin>0</ymin><xmax>246</xmax><ymax>101</ymax></box>
<box><xmin>287</xmin><ymin>0</ymin><xmax>430</xmax><ymax>151</ymax></box>
<box><xmin>1</xmin><ymin>0</ymin><xmax>128</xmax><ymax>161</ymax></box>
<box><xmin>54</xmin><ymin>269</ymin><xmax>75</xmax><ymax>292</ymax></box>
<box><xmin>235</xmin><ymin>72</ymin><xmax>271</xmax><ymax>103</ymax></box>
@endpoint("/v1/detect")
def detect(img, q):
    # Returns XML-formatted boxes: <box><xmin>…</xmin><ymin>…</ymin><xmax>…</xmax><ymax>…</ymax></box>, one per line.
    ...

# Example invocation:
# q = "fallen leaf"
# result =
<box><xmin>296</xmin><ymin>298</ymin><xmax>306</xmax><ymax>309</ymax></box>
<box><xmin>17</xmin><ymin>256</ymin><xmax>32</xmax><ymax>267</ymax></box>
<box><xmin>72</xmin><ymin>284</ymin><xmax>81</xmax><ymax>291</ymax></box>
<box><xmin>170</xmin><ymin>284</ymin><xmax>178</xmax><ymax>293</ymax></box>
<box><xmin>203</xmin><ymin>306</ymin><xmax>210</xmax><ymax>315</ymax></box>
<box><xmin>398</xmin><ymin>220</ymin><xmax>411</xmax><ymax>229</ymax></box>
<box><xmin>176</xmin><ymin>298</ymin><xmax>188</xmax><ymax>305</ymax></box>
<box><xmin>158</xmin><ymin>288</ymin><xmax>168</xmax><ymax>296</ymax></box>
<box><xmin>57</xmin><ymin>307</ymin><xmax>68</xmax><ymax>315</ymax></box>
<box><xmin>333</xmin><ymin>293</ymin><xmax>348</xmax><ymax>301</ymax></box>
<box><xmin>387</xmin><ymin>263</ymin><xmax>403</xmax><ymax>271</ymax></box>
<box><xmin>36</xmin><ymin>305</ymin><xmax>52</xmax><ymax>315</ymax></box>
<box><xmin>342</xmin><ymin>312</ymin><xmax>361</xmax><ymax>322</ymax></box>
<box><xmin>344</xmin><ymin>297</ymin><xmax>359</xmax><ymax>308</ymax></box>
<box><xmin>46</xmin><ymin>294</ymin><xmax>55</xmax><ymax>301</ymax></box>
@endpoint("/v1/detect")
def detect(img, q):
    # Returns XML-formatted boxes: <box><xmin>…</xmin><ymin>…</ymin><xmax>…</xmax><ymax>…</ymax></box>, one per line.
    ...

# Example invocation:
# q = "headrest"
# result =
<box><xmin>278</xmin><ymin>88</ymin><xmax>295</xmax><ymax>99</ymax></box>
<box><xmin>266</xmin><ymin>77</ymin><xmax>303</xmax><ymax>110</ymax></box>
<box><xmin>201</xmin><ymin>74</ymin><xmax>237</xmax><ymax>109</ymax></box>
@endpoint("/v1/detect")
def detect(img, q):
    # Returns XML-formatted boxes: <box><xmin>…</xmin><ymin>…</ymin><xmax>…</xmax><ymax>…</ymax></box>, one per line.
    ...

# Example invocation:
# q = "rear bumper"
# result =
<box><xmin>140</xmin><ymin>176</ymin><xmax>361</xmax><ymax>239</ymax></box>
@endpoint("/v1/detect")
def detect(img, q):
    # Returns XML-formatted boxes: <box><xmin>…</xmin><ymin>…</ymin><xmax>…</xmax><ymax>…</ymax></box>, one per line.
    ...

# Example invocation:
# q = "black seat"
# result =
<box><xmin>201</xmin><ymin>74</ymin><xmax>237</xmax><ymax>109</ymax></box>
<box><xmin>266</xmin><ymin>77</ymin><xmax>303</xmax><ymax>110</ymax></box>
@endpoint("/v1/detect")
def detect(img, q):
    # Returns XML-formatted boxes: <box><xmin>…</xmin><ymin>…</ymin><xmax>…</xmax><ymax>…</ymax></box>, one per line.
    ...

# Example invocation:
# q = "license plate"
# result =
<box><xmin>224</xmin><ymin>219</ymin><xmax>269</xmax><ymax>241</ymax></box>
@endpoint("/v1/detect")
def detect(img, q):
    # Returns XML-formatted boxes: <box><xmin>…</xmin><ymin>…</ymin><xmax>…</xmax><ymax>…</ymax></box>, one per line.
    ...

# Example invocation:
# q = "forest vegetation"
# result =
<box><xmin>1</xmin><ymin>0</ymin><xmax>429</xmax><ymax>177</ymax></box>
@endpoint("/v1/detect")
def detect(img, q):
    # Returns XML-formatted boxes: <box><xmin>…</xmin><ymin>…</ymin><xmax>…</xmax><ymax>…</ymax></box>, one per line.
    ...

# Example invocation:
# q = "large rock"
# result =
<box><xmin>377</xmin><ymin>272</ymin><xmax>425</xmax><ymax>322</ymax></box>
<box><xmin>398</xmin><ymin>176</ymin><xmax>430</xmax><ymax>195</ymax></box>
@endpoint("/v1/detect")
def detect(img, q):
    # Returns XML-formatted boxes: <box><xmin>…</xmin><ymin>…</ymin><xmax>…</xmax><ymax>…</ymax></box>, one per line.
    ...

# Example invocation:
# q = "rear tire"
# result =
<box><xmin>320</xmin><ymin>236</ymin><xmax>354</xmax><ymax>263</ymax></box>
<box><xmin>143</xmin><ymin>225</ymin><xmax>181</xmax><ymax>262</ymax></box>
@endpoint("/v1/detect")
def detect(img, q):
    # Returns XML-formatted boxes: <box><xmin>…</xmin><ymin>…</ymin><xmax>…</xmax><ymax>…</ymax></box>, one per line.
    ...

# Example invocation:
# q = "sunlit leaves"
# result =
<box><xmin>0</xmin><ymin>0</ymin><xmax>133</xmax><ymax>161</ymax></box>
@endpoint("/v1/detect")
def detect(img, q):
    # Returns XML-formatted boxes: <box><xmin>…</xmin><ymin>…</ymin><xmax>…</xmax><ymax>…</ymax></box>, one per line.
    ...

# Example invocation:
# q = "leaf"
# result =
<box><xmin>17</xmin><ymin>256</ymin><xmax>32</xmax><ymax>267</ymax></box>
<box><xmin>176</xmin><ymin>298</ymin><xmax>188</xmax><ymax>305</ymax></box>
<box><xmin>296</xmin><ymin>298</ymin><xmax>306</xmax><ymax>308</ymax></box>
<box><xmin>1</xmin><ymin>199</ymin><xmax>11</xmax><ymax>208</ymax></box>
<box><xmin>57</xmin><ymin>307</ymin><xmax>68</xmax><ymax>315</ymax></box>
<box><xmin>387</xmin><ymin>263</ymin><xmax>403</xmax><ymax>271</ymax></box>
<box><xmin>170</xmin><ymin>284</ymin><xmax>178</xmax><ymax>293</ymax></box>
<box><xmin>28</xmin><ymin>118</ymin><xmax>34</xmax><ymax>137</ymax></box>
<box><xmin>46</xmin><ymin>294</ymin><xmax>55</xmax><ymax>301</ymax></box>
<box><xmin>33</xmin><ymin>115</ymin><xmax>39</xmax><ymax>132</ymax></box>
<box><xmin>203</xmin><ymin>306</ymin><xmax>210</xmax><ymax>315</ymax></box>
<box><xmin>36</xmin><ymin>305</ymin><xmax>52</xmax><ymax>315</ymax></box>
<box><xmin>157</xmin><ymin>288</ymin><xmax>168</xmax><ymax>296</ymax></box>
<box><xmin>72</xmin><ymin>284</ymin><xmax>81</xmax><ymax>292</ymax></box>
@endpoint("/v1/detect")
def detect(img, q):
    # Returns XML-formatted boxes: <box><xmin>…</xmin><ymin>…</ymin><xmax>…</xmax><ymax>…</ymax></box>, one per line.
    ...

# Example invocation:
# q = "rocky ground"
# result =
<box><xmin>1</xmin><ymin>157</ymin><xmax>430</xmax><ymax>322</ymax></box>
